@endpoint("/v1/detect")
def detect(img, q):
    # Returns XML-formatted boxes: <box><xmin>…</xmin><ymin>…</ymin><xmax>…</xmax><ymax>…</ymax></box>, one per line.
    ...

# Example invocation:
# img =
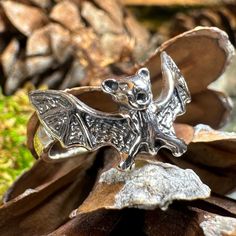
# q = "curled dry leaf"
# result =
<box><xmin>74</xmin><ymin>159</ymin><xmax>210</xmax><ymax>216</ymax></box>
<box><xmin>50</xmin><ymin>204</ymin><xmax>236</xmax><ymax>236</ymax></box>
<box><xmin>0</xmin><ymin>153</ymin><xmax>97</xmax><ymax>235</ymax></box>
<box><xmin>141</xmin><ymin>27</ymin><xmax>234</xmax><ymax>128</ymax></box>
<box><xmin>162</xmin><ymin>124</ymin><xmax>236</xmax><ymax>195</ymax></box>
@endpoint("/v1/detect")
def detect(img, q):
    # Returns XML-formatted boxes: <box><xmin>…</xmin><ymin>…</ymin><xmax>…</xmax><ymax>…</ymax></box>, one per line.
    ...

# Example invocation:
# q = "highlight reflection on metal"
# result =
<box><xmin>29</xmin><ymin>52</ymin><xmax>191</xmax><ymax>170</ymax></box>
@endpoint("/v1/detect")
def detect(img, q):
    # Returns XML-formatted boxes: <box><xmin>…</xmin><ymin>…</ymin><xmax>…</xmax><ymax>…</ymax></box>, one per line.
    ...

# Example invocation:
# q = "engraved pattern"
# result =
<box><xmin>29</xmin><ymin>91</ymin><xmax>137</xmax><ymax>153</ymax></box>
<box><xmin>155</xmin><ymin>53</ymin><xmax>191</xmax><ymax>136</ymax></box>
<box><xmin>30</xmin><ymin>92</ymin><xmax>86</xmax><ymax>147</ymax></box>
<box><xmin>84</xmin><ymin>114</ymin><xmax>137</xmax><ymax>152</ymax></box>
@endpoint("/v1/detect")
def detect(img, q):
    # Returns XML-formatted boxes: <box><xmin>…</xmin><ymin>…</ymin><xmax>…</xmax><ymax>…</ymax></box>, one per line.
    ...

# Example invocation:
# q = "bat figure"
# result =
<box><xmin>29</xmin><ymin>52</ymin><xmax>191</xmax><ymax>170</ymax></box>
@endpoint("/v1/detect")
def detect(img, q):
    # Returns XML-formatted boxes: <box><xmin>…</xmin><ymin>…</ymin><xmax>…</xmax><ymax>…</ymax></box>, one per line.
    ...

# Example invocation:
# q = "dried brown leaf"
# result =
<box><xmin>0</xmin><ymin>153</ymin><xmax>96</xmax><ymax>236</ymax></box>
<box><xmin>177</xmin><ymin>89</ymin><xmax>233</xmax><ymax>129</ymax></box>
<box><xmin>49</xmin><ymin>210</ymin><xmax>122</xmax><ymax>236</ymax></box>
<box><xmin>144</xmin><ymin>27</ymin><xmax>234</xmax><ymax>95</ymax></box>
<box><xmin>141</xmin><ymin>27</ymin><xmax>234</xmax><ymax>129</ymax></box>
<box><xmin>144</xmin><ymin>206</ymin><xmax>236</xmax><ymax>236</ymax></box>
<box><xmin>162</xmin><ymin>124</ymin><xmax>236</xmax><ymax>195</ymax></box>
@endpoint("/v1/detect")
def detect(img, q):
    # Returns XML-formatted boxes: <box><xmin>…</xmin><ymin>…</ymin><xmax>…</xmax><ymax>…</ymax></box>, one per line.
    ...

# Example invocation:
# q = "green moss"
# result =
<box><xmin>0</xmin><ymin>87</ymin><xmax>35</xmax><ymax>199</ymax></box>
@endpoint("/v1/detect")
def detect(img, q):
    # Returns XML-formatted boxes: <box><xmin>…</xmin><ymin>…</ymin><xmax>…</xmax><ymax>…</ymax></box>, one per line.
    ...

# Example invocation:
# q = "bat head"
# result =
<box><xmin>102</xmin><ymin>68</ymin><xmax>153</xmax><ymax>110</ymax></box>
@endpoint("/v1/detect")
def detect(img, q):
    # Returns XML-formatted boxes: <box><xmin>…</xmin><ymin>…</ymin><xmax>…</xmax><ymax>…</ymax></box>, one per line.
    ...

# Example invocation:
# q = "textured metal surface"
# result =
<box><xmin>29</xmin><ymin>51</ymin><xmax>191</xmax><ymax>170</ymax></box>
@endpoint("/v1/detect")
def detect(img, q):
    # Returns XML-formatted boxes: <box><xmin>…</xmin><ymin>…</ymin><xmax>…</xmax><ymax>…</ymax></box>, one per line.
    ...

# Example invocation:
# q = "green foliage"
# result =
<box><xmin>0</xmin><ymin>87</ymin><xmax>35</xmax><ymax>199</ymax></box>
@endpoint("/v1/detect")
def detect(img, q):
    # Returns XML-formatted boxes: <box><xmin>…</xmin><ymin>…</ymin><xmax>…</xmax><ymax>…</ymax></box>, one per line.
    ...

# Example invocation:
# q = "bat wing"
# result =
<box><xmin>29</xmin><ymin>90</ymin><xmax>138</xmax><ymax>153</ymax></box>
<box><xmin>154</xmin><ymin>52</ymin><xmax>191</xmax><ymax>137</ymax></box>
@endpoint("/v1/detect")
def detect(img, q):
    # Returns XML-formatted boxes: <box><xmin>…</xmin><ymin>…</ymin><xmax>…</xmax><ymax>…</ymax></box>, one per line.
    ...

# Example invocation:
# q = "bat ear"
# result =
<box><xmin>102</xmin><ymin>79</ymin><xmax>119</xmax><ymax>93</ymax></box>
<box><xmin>137</xmin><ymin>67</ymin><xmax>150</xmax><ymax>81</ymax></box>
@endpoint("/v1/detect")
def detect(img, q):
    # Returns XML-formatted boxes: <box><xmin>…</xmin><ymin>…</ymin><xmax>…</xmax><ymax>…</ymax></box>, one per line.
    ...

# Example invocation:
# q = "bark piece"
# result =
<box><xmin>76</xmin><ymin>160</ymin><xmax>210</xmax><ymax>216</ymax></box>
<box><xmin>100</xmin><ymin>33</ymin><xmax>132</xmax><ymax>63</ymax></box>
<box><xmin>200</xmin><ymin>214</ymin><xmax>236</xmax><ymax>236</ymax></box>
<box><xmin>1</xmin><ymin>1</ymin><xmax>48</xmax><ymax>36</ymax></box>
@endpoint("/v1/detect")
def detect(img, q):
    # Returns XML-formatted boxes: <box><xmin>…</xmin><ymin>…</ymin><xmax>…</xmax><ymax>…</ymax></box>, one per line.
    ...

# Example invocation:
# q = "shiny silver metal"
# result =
<box><xmin>29</xmin><ymin>52</ymin><xmax>191</xmax><ymax>170</ymax></box>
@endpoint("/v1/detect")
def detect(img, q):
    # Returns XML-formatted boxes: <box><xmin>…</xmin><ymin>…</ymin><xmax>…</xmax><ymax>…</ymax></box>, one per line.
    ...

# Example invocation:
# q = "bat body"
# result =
<box><xmin>29</xmin><ymin>52</ymin><xmax>191</xmax><ymax>170</ymax></box>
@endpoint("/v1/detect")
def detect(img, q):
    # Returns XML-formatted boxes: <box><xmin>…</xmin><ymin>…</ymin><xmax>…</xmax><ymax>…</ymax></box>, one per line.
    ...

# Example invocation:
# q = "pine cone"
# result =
<box><xmin>166</xmin><ymin>3</ymin><xmax>236</xmax><ymax>97</ymax></box>
<box><xmin>169</xmin><ymin>4</ymin><xmax>236</xmax><ymax>47</ymax></box>
<box><xmin>0</xmin><ymin>27</ymin><xmax>236</xmax><ymax>235</ymax></box>
<box><xmin>0</xmin><ymin>0</ymin><xmax>156</xmax><ymax>95</ymax></box>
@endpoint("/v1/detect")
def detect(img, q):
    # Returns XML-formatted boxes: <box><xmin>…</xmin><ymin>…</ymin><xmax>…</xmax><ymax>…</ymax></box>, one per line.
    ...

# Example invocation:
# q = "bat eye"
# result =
<box><xmin>102</xmin><ymin>79</ymin><xmax>119</xmax><ymax>92</ymax></box>
<box><xmin>136</xmin><ymin>92</ymin><xmax>147</xmax><ymax>103</ymax></box>
<box><xmin>138</xmin><ymin>68</ymin><xmax>149</xmax><ymax>77</ymax></box>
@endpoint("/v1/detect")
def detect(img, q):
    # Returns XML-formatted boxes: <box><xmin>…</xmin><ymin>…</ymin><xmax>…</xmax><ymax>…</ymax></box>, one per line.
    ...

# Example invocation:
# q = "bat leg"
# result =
<box><xmin>118</xmin><ymin>135</ymin><xmax>141</xmax><ymax>171</ymax></box>
<box><xmin>163</xmin><ymin>136</ymin><xmax>187</xmax><ymax>157</ymax></box>
<box><xmin>118</xmin><ymin>155</ymin><xmax>135</xmax><ymax>171</ymax></box>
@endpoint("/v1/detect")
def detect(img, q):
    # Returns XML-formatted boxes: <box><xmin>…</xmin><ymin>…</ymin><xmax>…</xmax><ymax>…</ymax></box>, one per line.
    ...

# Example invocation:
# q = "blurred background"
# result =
<box><xmin>1</xmin><ymin>0</ymin><xmax>236</xmax><ymax>199</ymax></box>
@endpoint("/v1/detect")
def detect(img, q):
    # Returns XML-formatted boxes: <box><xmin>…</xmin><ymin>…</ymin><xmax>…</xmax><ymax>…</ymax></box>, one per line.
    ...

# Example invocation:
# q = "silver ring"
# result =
<box><xmin>28</xmin><ymin>51</ymin><xmax>191</xmax><ymax>170</ymax></box>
